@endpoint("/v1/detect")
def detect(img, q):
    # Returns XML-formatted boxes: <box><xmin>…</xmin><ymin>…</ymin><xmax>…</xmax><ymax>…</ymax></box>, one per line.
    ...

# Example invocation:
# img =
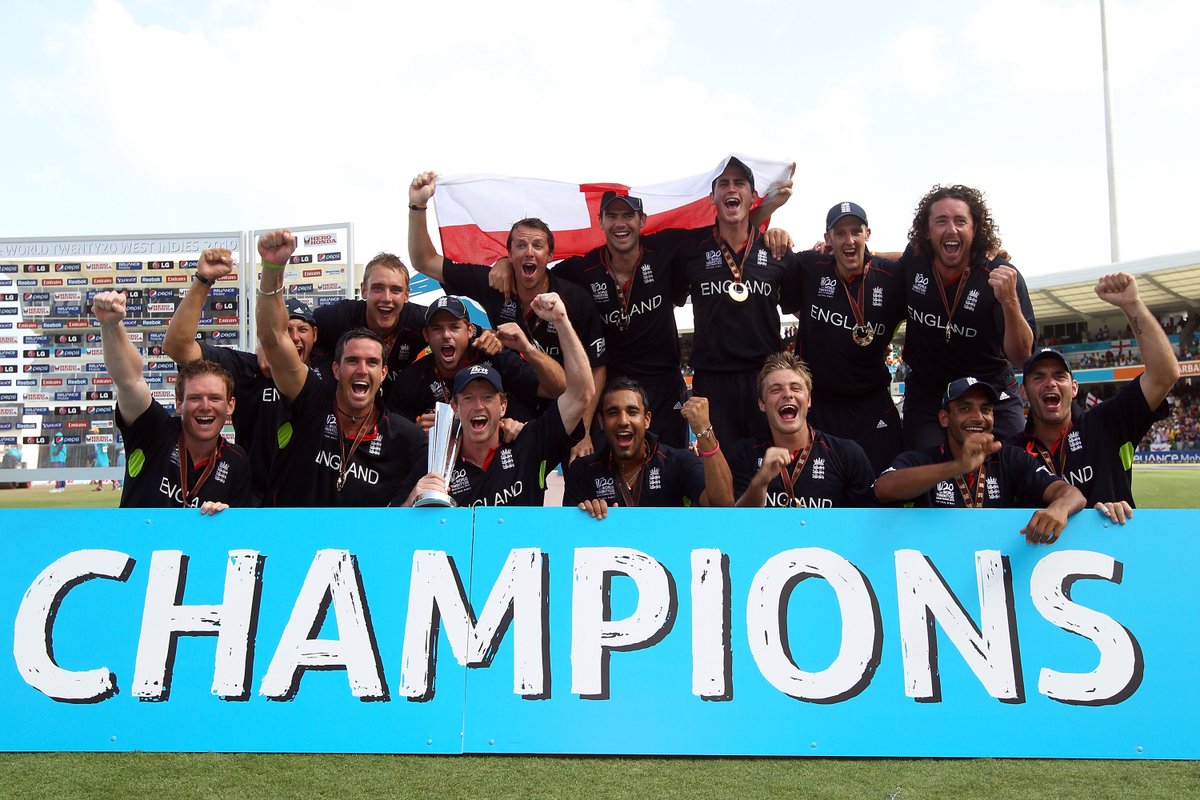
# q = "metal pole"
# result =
<box><xmin>1100</xmin><ymin>0</ymin><xmax>1120</xmax><ymax>262</ymax></box>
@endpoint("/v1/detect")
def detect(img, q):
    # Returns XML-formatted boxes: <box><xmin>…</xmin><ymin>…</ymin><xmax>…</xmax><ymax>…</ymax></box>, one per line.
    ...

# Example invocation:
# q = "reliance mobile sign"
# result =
<box><xmin>1</xmin><ymin>508</ymin><xmax>1195</xmax><ymax>757</ymax></box>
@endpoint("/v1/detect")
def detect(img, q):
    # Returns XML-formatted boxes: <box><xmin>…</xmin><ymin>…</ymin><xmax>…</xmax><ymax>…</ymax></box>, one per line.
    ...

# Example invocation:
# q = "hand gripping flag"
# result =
<box><xmin>432</xmin><ymin>155</ymin><xmax>794</xmax><ymax>265</ymax></box>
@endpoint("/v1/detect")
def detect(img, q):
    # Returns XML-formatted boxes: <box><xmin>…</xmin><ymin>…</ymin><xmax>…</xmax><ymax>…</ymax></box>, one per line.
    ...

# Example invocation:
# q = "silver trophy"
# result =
<box><xmin>413</xmin><ymin>402</ymin><xmax>460</xmax><ymax>507</ymax></box>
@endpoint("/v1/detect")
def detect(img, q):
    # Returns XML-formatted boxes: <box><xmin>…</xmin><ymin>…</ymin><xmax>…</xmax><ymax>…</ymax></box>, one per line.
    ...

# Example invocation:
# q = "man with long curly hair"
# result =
<box><xmin>900</xmin><ymin>184</ymin><xmax>1034</xmax><ymax>449</ymax></box>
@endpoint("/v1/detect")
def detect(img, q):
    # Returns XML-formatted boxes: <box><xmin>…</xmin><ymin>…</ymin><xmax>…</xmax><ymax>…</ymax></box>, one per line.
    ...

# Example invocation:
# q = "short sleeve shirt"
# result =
<box><xmin>563</xmin><ymin>433</ymin><xmax>705</xmax><ymax>507</ymax></box>
<box><xmin>116</xmin><ymin>399</ymin><xmax>252</xmax><ymax>508</ymax></box>
<box><xmin>727</xmin><ymin>430</ymin><xmax>876</xmax><ymax>508</ymax></box>
<box><xmin>266</xmin><ymin>371</ymin><xmax>428</xmax><ymax>507</ymax></box>
<box><xmin>884</xmin><ymin>443</ymin><xmax>1060</xmax><ymax>508</ymax></box>
<box><xmin>1016</xmin><ymin>375</ymin><xmax>1168</xmax><ymax>506</ymax></box>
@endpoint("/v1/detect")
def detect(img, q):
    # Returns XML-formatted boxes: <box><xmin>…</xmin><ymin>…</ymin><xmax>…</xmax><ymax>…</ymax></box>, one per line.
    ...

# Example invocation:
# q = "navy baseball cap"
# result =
<box><xmin>425</xmin><ymin>295</ymin><xmax>470</xmax><ymax>326</ymax></box>
<box><xmin>826</xmin><ymin>201</ymin><xmax>869</xmax><ymax>229</ymax></box>
<box><xmin>1023</xmin><ymin>348</ymin><xmax>1072</xmax><ymax>376</ymax></box>
<box><xmin>942</xmin><ymin>377</ymin><xmax>1000</xmax><ymax>409</ymax></box>
<box><xmin>600</xmin><ymin>191</ymin><xmax>644</xmax><ymax>215</ymax></box>
<box><xmin>453</xmin><ymin>363</ymin><xmax>504</xmax><ymax>395</ymax></box>
<box><xmin>286</xmin><ymin>298</ymin><xmax>316</xmax><ymax>325</ymax></box>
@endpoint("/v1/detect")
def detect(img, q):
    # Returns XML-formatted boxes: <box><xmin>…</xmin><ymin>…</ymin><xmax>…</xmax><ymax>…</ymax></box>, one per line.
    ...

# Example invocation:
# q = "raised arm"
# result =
<box><xmin>495</xmin><ymin>322</ymin><xmax>565</xmax><ymax>398</ymax></box>
<box><xmin>682</xmin><ymin>396</ymin><xmax>733</xmax><ymax>507</ymax></box>
<box><xmin>748</xmin><ymin>163</ymin><xmax>795</xmax><ymax>228</ymax></box>
<box><xmin>164</xmin><ymin>248</ymin><xmax>235</xmax><ymax>365</ymax></box>
<box><xmin>1096</xmin><ymin>272</ymin><xmax>1180</xmax><ymax>409</ymax></box>
<box><xmin>93</xmin><ymin>291</ymin><xmax>151</xmax><ymax>426</ymax></box>
<box><xmin>530</xmin><ymin>293</ymin><xmax>594</xmax><ymax>433</ymax></box>
<box><xmin>988</xmin><ymin>265</ymin><xmax>1035</xmax><ymax>367</ymax></box>
<box><xmin>254</xmin><ymin>229</ymin><xmax>307</xmax><ymax>402</ymax></box>
<box><xmin>408</xmin><ymin>170</ymin><xmax>446</xmax><ymax>282</ymax></box>
<box><xmin>873</xmin><ymin>435</ymin><xmax>1001</xmax><ymax>503</ymax></box>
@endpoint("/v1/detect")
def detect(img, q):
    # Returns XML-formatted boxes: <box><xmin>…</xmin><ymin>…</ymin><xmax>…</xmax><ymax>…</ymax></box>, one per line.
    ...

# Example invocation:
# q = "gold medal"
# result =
<box><xmin>852</xmin><ymin>325</ymin><xmax>875</xmax><ymax>347</ymax></box>
<box><xmin>727</xmin><ymin>282</ymin><xmax>749</xmax><ymax>302</ymax></box>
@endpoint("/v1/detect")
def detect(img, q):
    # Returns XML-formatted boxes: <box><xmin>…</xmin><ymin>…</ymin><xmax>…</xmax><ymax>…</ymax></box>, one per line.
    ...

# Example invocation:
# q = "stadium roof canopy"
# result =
<box><xmin>1026</xmin><ymin>249</ymin><xmax>1200</xmax><ymax>327</ymax></box>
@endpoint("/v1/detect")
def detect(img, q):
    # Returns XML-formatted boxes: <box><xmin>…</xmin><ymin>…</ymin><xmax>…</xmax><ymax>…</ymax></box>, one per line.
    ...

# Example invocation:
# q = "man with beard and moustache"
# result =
<box><xmin>309</xmin><ymin>251</ymin><xmax>429</xmax><ymax>408</ymax></box>
<box><xmin>780</xmin><ymin>202</ymin><xmax>906</xmax><ymax>473</ymax></box>
<box><xmin>389</xmin><ymin>294</ymin><xmax>564</xmax><ymax>426</ymax></box>
<box><xmin>662</xmin><ymin>158</ymin><xmax>794</xmax><ymax>445</ymax></box>
<box><xmin>564</xmin><ymin>378</ymin><xmax>733</xmax><ymax>519</ymax></box>
<box><xmin>407</xmin><ymin>171</ymin><xmax>608</xmax><ymax>447</ymax></box>
<box><xmin>900</xmin><ymin>184</ymin><xmax>1035</xmax><ymax>449</ymax></box>
<box><xmin>93</xmin><ymin>290</ymin><xmax>250</xmax><ymax>512</ymax></box>
<box><xmin>875</xmin><ymin>377</ymin><xmax>1085</xmax><ymax>544</ymax></box>
<box><xmin>490</xmin><ymin>191</ymin><xmax>695</xmax><ymax>449</ymax></box>
<box><xmin>164</xmin><ymin>247</ymin><xmax>321</xmax><ymax>505</ymax></box>
<box><xmin>1016</xmin><ymin>273</ymin><xmax>1179</xmax><ymax>524</ymax></box>
<box><xmin>405</xmin><ymin>292</ymin><xmax>594</xmax><ymax>508</ymax></box>
<box><xmin>255</xmin><ymin>230</ymin><xmax>427</xmax><ymax>507</ymax></box>
<box><xmin>729</xmin><ymin>352</ymin><xmax>875</xmax><ymax>508</ymax></box>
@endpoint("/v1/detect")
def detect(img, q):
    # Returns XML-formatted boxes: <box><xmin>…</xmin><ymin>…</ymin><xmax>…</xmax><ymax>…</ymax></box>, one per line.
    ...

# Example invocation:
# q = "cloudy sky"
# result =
<box><xmin>1</xmin><ymin>0</ymin><xmax>1197</xmax><ymax>278</ymax></box>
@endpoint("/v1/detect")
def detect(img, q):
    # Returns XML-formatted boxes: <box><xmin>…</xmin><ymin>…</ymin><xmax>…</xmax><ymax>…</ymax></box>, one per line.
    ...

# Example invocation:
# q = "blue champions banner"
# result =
<box><xmin>2</xmin><ymin>508</ymin><xmax>1197</xmax><ymax>758</ymax></box>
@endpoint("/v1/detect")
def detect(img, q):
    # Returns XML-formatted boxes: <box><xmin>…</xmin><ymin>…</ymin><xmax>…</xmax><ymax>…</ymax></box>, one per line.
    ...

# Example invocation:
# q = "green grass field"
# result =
<box><xmin>2</xmin><ymin>468</ymin><xmax>1197</xmax><ymax>798</ymax></box>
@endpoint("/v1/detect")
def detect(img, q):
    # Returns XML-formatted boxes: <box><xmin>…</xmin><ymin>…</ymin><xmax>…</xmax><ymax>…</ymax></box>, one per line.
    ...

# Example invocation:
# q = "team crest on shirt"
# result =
<box><xmin>396</xmin><ymin>343</ymin><xmax>411</xmax><ymax>361</ymax></box>
<box><xmin>964</xmin><ymin>289</ymin><xmax>980</xmax><ymax>312</ymax></box>
<box><xmin>935</xmin><ymin>481</ymin><xmax>954</xmax><ymax>504</ymax></box>
<box><xmin>756</xmin><ymin>249</ymin><xmax>768</xmax><ymax>267</ymax></box>
<box><xmin>986</xmin><ymin>477</ymin><xmax>1000</xmax><ymax>500</ymax></box>
<box><xmin>641</xmin><ymin>264</ymin><xmax>654</xmax><ymax>284</ymax></box>
<box><xmin>368</xmin><ymin>438</ymin><xmax>382</xmax><ymax>456</ymax></box>
<box><xmin>872</xmin><ymin>287</ymin><xmax>883</xmax><ymax>307</ymax></box>
<box><xmin>648</xmin><ymin>466</ymin><xmax>662</xmax><ymax>490</ymax></box>
<box><xmin>912</xmin><ymin>274</ymin><xmax>929</xmax><ymax>295</ymax></box>
<box><xmin>1068</xmin><ymin>431</ymin><xmax>1083</xmax><ymax>452</ymax></box>
<box><xmin>500</xmin><ymin>448</ymin><xmax>515</xmax><ymax>470</ymax></box>
<box><xmin>818</xmin><ymin>277</ymin><xmax>837</xmax><ymax>298</ymax></box>
<box><xmin>705</xmin><ymin>250</ymin><xmax>723</xmax><ymax>269</ymax></box>
<box><xmin>591</xmin><ymin>282</ymin><xmax>610</xmax><ymax>302</ymax></box>
<box><xmin>215</xmin><ymin>462</ymin><xmax>230</xmax><ymax>484</ymax></box>
<box><xmin>811</xmin><ymin>458</ymin><xmax>825</xmax><ymax>480</ymax></box>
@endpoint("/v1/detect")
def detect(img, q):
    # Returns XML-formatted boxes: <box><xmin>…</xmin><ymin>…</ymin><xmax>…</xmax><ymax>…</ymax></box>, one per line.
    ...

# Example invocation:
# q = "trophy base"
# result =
<box><xmin>413</xmin><ymin>490</ymin><xmax>457</xmax><ymax>508</ymax></box>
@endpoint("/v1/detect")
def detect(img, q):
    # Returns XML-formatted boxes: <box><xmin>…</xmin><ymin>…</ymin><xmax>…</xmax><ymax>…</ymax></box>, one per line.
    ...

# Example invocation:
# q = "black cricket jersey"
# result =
<box><xmin>441</xmin><ymin>259</ymin><xmax>608</xmax><ymax>369</ymax></box>
<box><xmin>563</xmin><ymin>432</ymin><xmax>706</xmax><ymax>507</ymax></box>
<box><xmin>728</xmin><ymin>430</ymin><xmax>875</xmax><ymax>508</ymax></box>
<box><xmin>117</xmin><ymin>399</ymin><xmax>252</xmax><ymax>509</ymax></box>
<box><xmin>266</xmin><ymin>371</ymin><xmax>427</xmax><ymax>507</ymax></box>
<box><xmin>311</xmin><ymin>298</ymin><xmax>428</xmax><ymax>405</ymax></box>
<box><xmin>661</xmin><ymin>226</ymin><xmax>790</xmax><ymax>372</ymax></box>
<box><xmin>780</xmin><ymin>251</ymin><xmax>905</xmax><ymax>396</ymax></box>
<box><xmin>445</xmin><ymin>401</ymin><xmax>576</xmax><ymax>507</ymax></box>
<box><xmin>900</xmin><ymin>252</ymin><xmax>1035</xmax><ymax>394</ymax></box>
<box><xmin>884</xmin><ymin>443</ymin><xmax>1060</xmax><ymax>508</ymax></box>
<box><xmin>388</xmin><ymin>347</ymin><xmax>542</xmax><ymax>422</ymax></box>
<box><xmin>1015</xmin><ymin>375</ymin><xmax>1168</xmax><ymax>506</ymax></box>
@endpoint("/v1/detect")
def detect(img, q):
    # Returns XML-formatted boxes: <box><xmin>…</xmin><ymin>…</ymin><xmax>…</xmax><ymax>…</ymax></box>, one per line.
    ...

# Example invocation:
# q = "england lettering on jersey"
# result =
<box><xmin>601</xmin><ymin>295</ymin><xmax>663</xmax><ymax>327</ymax></box>
<box><xmin>810</xmin><ymin>306</ymin><xmax>888</xmax><ymax>337</ymax></box>
<box><xmin>313</xmin><ymin>449</ymin><xmax>380</xmax><ymax>486</ymax></box>
<box><xmin>907</xmin><ymin>306</ymin><xmax>979</xmax><ymax>339</ymax></box>
<box><xmin>698</xmin><ymin>279</ymin><xmax>775</xmax><ymax>298</ymax></box>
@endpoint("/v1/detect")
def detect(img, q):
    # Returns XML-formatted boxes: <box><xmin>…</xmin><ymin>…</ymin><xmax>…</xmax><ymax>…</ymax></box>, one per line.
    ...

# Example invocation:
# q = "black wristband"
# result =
<box><xmin>192</xmin><ymin>272</ymin><xmax>214</xmax><ymax>286</ymax></box>
<box><xmin>409</xmin><ymin>204</ymin><xmax>428</xmax><ymax>212</ymax></box>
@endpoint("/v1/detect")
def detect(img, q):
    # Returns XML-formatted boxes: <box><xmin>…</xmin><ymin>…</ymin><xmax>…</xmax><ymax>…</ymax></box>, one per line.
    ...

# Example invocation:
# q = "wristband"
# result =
<box><xmin>192</xmin><ymin>272</ymin><xmax>213</xmax><ymax>286</ymax></box>
<box><xmin>261</xmin><ymin>260</ymin><xmax>286</xmax><ymax>271</ymax></box>
<box><xmin>409</xmin><ymin>204</ymin><xmax>428</xmax><ymax>212</ymax></box>
<box><xmin>256</xmin><ymin>285</ymin><xmax>286</xmax><ymax>297</ymax></box>
<box><xmin>694</xmin><ymin>425</ymin><xmax>714</xmax><ymax>440</ymax></box>
<box><xmin>697</xmin><ymin>440</ymin><xmax>721</xmax><ymax>458</ymax></box>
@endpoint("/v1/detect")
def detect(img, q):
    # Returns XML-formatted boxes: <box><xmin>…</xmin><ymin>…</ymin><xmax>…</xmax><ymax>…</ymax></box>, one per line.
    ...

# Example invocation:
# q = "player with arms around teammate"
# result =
<box><xmin>256</xmin><ymin>230</ymin><xmax>427</xmax><ymax>507</ymax></box>
<box><xmin>1017</xmin><ymin>273</ymin><xmax>1180</xmax><ymax>524</ymax></box>
<box><xmin>405</xmin><ymin>292</ymin><xmax>595</xmax><ymax>508</ymax></box>
<box><xmin>875</xmin><ymin>378</ymin><xmax>1086</xmax><ymax>544</ymax></box>
<box><xmin>94</xmin><ymin>290</ymin><xmax>250</xmax><ymax>512</ymax></box>
<box><xmin>730</xmin><ymin>352</ymin><xmax>875</xmax><ymax>508</ymax></box>
<box><xmin>900</xmin><ymin>185</ymin><xmax>1035</xmax><ymax>449</ymax></box>
<box><xmin>565</xmin><ymin>379</ymin><xmax>733</xmax><ymax>519</ymax></box>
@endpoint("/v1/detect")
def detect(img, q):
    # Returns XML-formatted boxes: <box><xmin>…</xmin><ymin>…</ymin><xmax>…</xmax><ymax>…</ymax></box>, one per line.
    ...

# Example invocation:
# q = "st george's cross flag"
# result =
<box><xmin>431</xmin><ymin>155</ymin><xmax>795</xmax><ymax>266</ymax></box>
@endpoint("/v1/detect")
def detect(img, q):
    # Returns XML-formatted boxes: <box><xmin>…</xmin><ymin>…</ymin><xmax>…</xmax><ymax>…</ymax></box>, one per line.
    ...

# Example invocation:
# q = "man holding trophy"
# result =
<box><xmin>406</xmin><ymin>292</ymin><xmax>595</xmax><ymax>507</ymax></box>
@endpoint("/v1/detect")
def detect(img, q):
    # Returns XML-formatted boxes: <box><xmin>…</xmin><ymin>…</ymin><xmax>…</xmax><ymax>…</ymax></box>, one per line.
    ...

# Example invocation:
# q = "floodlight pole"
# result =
<box><xmin>1100</xmin><ymin>0</ymin><xmax>1120</xmax><ymax>262</ymax></box>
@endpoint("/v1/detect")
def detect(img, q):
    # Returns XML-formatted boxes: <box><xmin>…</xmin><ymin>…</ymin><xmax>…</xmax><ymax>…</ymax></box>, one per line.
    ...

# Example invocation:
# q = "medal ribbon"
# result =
<box><xmin>714</xmin><ymin>225</ymin><xmax>759</xmax><ymax>292</ymax></box>
<box><xmin>611</xmin><ymin>443</ymin><xmax>651</xmax><ymax>509</ymax></box>
<box><xmin>336</xmin><ymin>406</ymin><xmax>378</xmax><ymax>492</ymax></box>
<box><xmin>954</xmin><ymin>464</ymin><xmax>987</xmax><ymax>508</ymax></box>
<box><xmin>779</xmin><ymin>427</ymin><xmax>815</xmax><ymax>507</ymax></box>
<box><xmin>932</xmin><ymin>265</ymin><xmax>971</xmax><ymax>341</ymax></box>
<box><xmin>177</xmin><ymin>431</ymin><xmax>222</xmax><ymax>507</ymax></box>
<box><xmin>841</xmin><ymin>268</ymin><xmax>872</xmax><ymax>342</ymax></box>
<box><xmin>1029</xmin><ymin>425</ymin><xmax>1070</xmax><ymax>475</ymax></box>
<box><xmin>600</xmin><ymin>246</ymin><xmax>642</xmax><ymax>330</ymax></box>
